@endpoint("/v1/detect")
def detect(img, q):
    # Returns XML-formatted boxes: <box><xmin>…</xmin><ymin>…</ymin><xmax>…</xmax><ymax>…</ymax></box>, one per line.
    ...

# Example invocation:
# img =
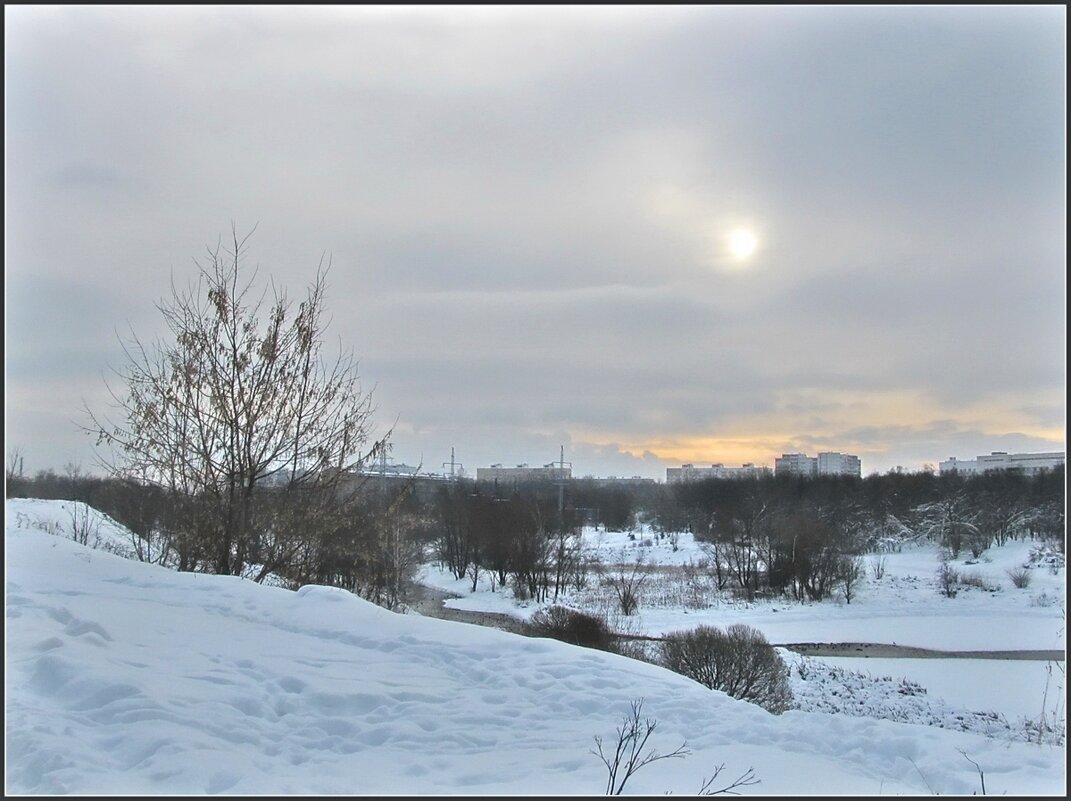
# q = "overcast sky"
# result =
<box><xmin>5</xmin><ymin>5</ymin><xmax>1066</xmax><ymax>480</ymax></box>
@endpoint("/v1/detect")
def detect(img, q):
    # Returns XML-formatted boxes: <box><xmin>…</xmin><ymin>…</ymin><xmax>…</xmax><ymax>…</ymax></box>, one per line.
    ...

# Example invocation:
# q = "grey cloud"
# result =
<box><xmin>5</xmin><ymin>7</ymin><xmax>1064</xmax><ymax>477</ymax></box>
<box><xmin>53</xmin><ymin>163</ymin><xmax>124</xmax><ymax>189</ymax></box>
<box><xmin>826</xmin><ymin>420</ymin><xmax>1066</xmax><ymax>475</ymax></box>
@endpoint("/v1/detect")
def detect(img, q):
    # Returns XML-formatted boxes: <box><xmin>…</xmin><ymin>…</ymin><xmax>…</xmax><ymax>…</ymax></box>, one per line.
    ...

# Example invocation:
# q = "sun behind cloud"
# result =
<box><xmin>728</xmin><ymin>228</ymin><xmax>759</xmax><ymax>261</ymax></box>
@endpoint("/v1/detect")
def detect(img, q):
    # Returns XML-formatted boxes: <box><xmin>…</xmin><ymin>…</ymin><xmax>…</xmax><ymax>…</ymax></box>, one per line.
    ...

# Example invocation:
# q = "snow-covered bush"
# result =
<box><xmin>1027</xmin><ymin>543</ymin><xmax>1064</xmax><ymax>574</ymax></box>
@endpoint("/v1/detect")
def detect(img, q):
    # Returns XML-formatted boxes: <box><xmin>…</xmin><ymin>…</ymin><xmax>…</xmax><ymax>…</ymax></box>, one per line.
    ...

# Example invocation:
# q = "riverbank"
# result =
<box><xmin>402</xmin><ymin>586</ymin><xmax>1062</xmax><ymax>659</ymax></box>
<box><xmin>403</xmin><ymin>581</ymin><xmax>1064</xmax><ymax>661</ymax></box>
<box><xmin>781</xmin><ymin>641</ymin><xmax>1064</xmax><ymax>661</ymax></box>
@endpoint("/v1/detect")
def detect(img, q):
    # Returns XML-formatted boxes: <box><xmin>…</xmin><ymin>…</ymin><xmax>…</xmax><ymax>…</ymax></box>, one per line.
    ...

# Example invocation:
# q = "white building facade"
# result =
<box><xmin>666</xmin><ymin>463</ymin><xmax>772</xmax><ymax>483</ymax></box>
<box><xmin>476</xmin><ymin>463</ymin><xmax>572</xmax><ymax>483</ymax></box>
<box><xmin>817</xmin><ymin>451</ymin><xmax>862</xmax><ymax>477</ymax></box>
<box><xmin>775</xmin><ymin>452</ymin><xmax>861</xmax><ymax>478</ymax></box>
<box><xmin>939</xmin><ymin>451</ymin><xmax>1065</xmax><ymax>476</ymax></box>
<box><xmin>774</xmin><ymin>453</ymin><xmax>816</xmax><ymax>477</ymax></box>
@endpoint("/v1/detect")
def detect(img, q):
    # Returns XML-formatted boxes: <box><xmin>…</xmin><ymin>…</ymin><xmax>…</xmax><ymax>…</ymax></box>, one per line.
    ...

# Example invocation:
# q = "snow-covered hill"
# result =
<box><xmin>4</xmin><ymin>499</ymin><xmax>1066</xmax><ymax>794</ymax></box>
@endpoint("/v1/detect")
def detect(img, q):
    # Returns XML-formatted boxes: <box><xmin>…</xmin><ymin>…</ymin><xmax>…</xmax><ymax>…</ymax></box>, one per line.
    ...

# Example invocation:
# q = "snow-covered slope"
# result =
<box><xmin>4</xmin><ymin>500</ymin><xmax>1066</xmax><ymax>794</ymax></box>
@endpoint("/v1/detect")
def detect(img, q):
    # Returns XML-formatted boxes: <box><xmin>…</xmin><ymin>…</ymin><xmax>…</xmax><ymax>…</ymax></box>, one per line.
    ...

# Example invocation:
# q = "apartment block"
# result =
<box><xmin>666</xmin><ymin>463</ymin><xmax>772</xmax><ymax>483</ymax></box>
<box><xmin>939</xmin><ymin>451</ymin><xmax>1065</xmax><ymax>476</ymax></box>
<box><xmin>476</xmin><ymin>463</ymin><xmax>572</xmax><ymax>483</ymax></box>
<box><xmin>775</xmin><ymin>452</ymin><xmax>861</xmax><ymax>478</ymax></box>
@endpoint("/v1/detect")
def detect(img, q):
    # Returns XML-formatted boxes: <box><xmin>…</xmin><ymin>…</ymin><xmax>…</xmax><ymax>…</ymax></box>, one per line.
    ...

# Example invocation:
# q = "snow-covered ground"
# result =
<box><xmin>419</xmin><ymin>525</ymin><xmax>1066</xmax><ymax>736</ymax></box>
<box><xmin>422</xmin><ymin>526</ymin><xmax>1065</xmax><ymax>650</ymax></box>
<box><xmin>5</xmin><ymin>500</ymin><xmax>1067</xmax><ymax>794</ymax></box>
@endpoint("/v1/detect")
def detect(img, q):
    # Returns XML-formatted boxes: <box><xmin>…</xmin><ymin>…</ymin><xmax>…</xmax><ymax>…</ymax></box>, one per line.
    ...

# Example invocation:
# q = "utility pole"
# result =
<box><xmin>379</xmin><ymin>446</ymin><xmax>389</xmax><ymax>498</ymax></box>
<box><xmin>555</xmin><ymin>445</ymin><xmax>572</xmax><ymax>515</ymax></box>
<box><xmin>442</xmin><ymin>447</ymin><xmax>464</xmax><ymax>481</ymax></box>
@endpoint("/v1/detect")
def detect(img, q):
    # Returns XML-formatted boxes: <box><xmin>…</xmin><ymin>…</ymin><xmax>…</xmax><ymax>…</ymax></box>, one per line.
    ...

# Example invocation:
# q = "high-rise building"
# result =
<box><xmin>775</xmin><ymin>452</ymin><xmax>860</xmax><ymax>477</ymax></box>
<box><xmin>774</xmin><ymin>453</ymin><xmax>816</xmax><ymax>476</ymax></box>
<box><xmin>817</xmin><ymin>452</ymin><xmax>861</xmax><ymax>477</ymax></box>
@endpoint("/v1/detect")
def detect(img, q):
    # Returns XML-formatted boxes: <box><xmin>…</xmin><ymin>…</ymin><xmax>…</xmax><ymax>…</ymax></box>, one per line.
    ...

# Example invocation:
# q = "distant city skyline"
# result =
<box><xmin>364</xmin><ymin>447</ymin><xmax>1064</xmax><ymax>482</ymax></box>
<box><xmin>6</xmin><ymin>6</ymin><xmax>1065</xmax><ymax>482</ymax></box>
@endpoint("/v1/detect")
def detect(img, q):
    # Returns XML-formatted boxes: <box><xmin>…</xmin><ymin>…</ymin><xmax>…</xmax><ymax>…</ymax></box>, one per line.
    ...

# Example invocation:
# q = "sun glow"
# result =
<box><xmin>728</xmin><ymin>228</ymin><xmax>758</xmax><ymax>261</ymax></box>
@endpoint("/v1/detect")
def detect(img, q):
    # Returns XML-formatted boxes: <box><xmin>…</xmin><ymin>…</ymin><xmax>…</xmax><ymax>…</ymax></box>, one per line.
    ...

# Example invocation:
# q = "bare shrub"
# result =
<box><xmin>528</xmin><ymin>605</ymin><xmax>615</xmax><ymax>651</ymax></box>
<box><xmin>511</xmin><ymin>574</ymin><xmax>530</xmax><ymax>601</ymax></box>
<box><xmin>959</xmin><ymin>572</ymin><xmax>1000</xmax><ymax>592</ymax></box>
<box><xmin>591</xmin><ymin>698</ymin><xmax>689</xmax><ymax>795</ymax></box>
<box><xmin>658</xmin><ymin>623</ymin><xmax>793</xmax><ymax>713</ymax></box>
<box><xmin>698</xmin><ymin>764</ymin><xmax>761</xmax><ymax>795</ymax></box>
<box><xmin>1026</xmin><ymin>661</ymin><xmax>1066</xmax><ymax>746</ymax></box>
<box><xmin>611</xmin><ymin>636</ymin><xmax>656</xmax><ymax>663</ymax></box>
<box><xmin>839</xmin><ymin>556</ymin><xmax>865</xmax><ymax>604</ymax></box>
<box><xmin>67</xmin><ymin>503</ymin><xmax>101</xmax><ymax>547</ymax></box>
<box><xmin>936</xmin><ymin>560</ymin><xmax>959</xmax><ymax>598</ymax></box>
<box><xmin>640</xmin><ymin>562</ymin><xmax>720</xmax><ymax>611</ymax></box>
<box><xmin>604</xmin><ymin>557</ymin><xmax>650</xmax><ymax>616</ymax></box>
<box><xmin>591</xmin><ymin>699</ymin><xmax>759</xmax><ymax>795</ymax></box>
<box><xmin>1030</xmin><ymin>591</ymin><xmax>1058</xmax><ymax>608</ymax></box>
<box><xmin>869</xmin><ymin>555</ymin><xmax>887</xmax><ymax>581</ymax></box>
<box><xmin>1028</xmin><ymin>543</ymin><xmax>1064</xmax><ymax>574</ymax></box>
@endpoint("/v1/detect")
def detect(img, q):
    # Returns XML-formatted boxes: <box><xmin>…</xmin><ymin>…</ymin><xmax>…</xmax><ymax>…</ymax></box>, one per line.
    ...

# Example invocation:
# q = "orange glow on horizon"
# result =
<box><xmin>570</xmin><ymin>387</ymin><xmax>1065</xmax><ymax>472</ymax></box>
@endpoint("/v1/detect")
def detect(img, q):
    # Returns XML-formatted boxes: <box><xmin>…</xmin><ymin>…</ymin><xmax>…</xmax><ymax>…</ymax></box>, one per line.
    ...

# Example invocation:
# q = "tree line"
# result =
<box><xmin>8</xmin><ymin>456</ymin><xmax>1064</xmax><ymax>608</ymax></box>
<box><xmin>656</xmin><ymin>468</ymin><xmax>1064</xmax><ymax>602</ymax></box>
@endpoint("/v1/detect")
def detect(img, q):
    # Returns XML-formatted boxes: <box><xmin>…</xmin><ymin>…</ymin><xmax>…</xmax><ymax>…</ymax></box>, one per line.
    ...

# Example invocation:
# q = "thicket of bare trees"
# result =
<box><xmin>653</xmin><ymin>468</ymin><xmax>1064</xmax><ymax>605</ymax></box>
<box><xmin>428</xmin><ymin>480</ymin><xmax>586</xmax><ymax>604</ymax></box>
<box><xmin>9</xmin><ymin>443</ymin><xmax>1062</xmax><ymax>616</ymax></box>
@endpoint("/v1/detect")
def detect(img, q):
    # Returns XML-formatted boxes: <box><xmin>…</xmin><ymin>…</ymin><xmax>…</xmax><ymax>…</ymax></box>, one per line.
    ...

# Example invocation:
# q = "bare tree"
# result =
<box><xmin>913</xmin><ymin>486</ymin><xmax>980</xmax><ymax>559</ymax></box>
<box><xmin>839</xmin><ymin>555</ymin><xmax>865</xmax><ymax>604</ymax></box>
<box><xmin>86</xmin><ymin>226</ymin><xmax>390</xmax><ymax>582</ymax></box>
<box><xmin>6</xmin><ymin>447</ymin><xmax>25</xmax><ymax>482</ymax></box>
<box><xmin>604</xmin><ymin>553</ymin><xmax>651</xmax><ymax>616</ymax></box>
<box><xmin>698</xmin><ymin>540</ymin><xmax>731</xmax><ymax>591</ymax></box>
<box><xmin>509</xmin><ymin>499</ymin><xmax>554</xmax><ymax>603</ymax></box>
<box><xmin>550</xmin><ymin>514</ymin><xmax>584</xmax><ymax>602</ymax></box>
<box><xmin>370</xmin><ymin>510</ymin><xmax>426</xmax><ymax>610</ymax></box>
<box><xmin>433</xmin><ymin>482</ymin><xmax>474</xmax><ymax>580</ymax></box>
